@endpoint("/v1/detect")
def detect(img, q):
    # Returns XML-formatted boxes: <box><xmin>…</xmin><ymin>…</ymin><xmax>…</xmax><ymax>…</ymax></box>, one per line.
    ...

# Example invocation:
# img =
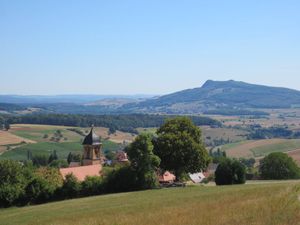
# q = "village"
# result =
<box><xmin>60</xmin><ymin>126</ymin><xmax>214</xmax><ymax>186</ymax></box>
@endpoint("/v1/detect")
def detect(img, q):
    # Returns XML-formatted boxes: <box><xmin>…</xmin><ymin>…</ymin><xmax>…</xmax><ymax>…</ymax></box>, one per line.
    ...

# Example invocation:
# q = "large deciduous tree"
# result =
<box><xmin>260</xmin><ymin>152</ymin><xmax>300</xmax><ymax>180</ymax></box>
<box><xmin>0</xmin><ymin>160</ymin><xmax>28</xmax><ymax>207</ymax></box>
<box><xmin>126</xmin><ymin>133</ymin><xmax>161</xmax><ymax>189</ymax></box>
<box><xmin>153</xmin><ymin>117</ymin><xmax>210</xmax><ymax>180</ymax></box>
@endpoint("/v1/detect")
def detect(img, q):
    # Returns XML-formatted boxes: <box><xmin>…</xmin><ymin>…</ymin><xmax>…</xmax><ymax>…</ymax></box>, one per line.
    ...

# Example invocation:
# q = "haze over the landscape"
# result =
<box><xmin>1</xmin><ymin>0</ymin><xmax>300</xmax><ymax>95</ymax></box>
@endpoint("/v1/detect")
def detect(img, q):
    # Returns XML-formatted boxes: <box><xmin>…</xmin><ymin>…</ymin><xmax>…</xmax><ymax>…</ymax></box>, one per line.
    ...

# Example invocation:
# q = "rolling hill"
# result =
<box><xmin>2</xmin><ymin>80</ymin><xmax>300</xmax><ymax>115</ymax></box>
<box><xmin>122</xmin><ymin>80</ymin><xmax>300</xmax><ymax>114</ymax></box>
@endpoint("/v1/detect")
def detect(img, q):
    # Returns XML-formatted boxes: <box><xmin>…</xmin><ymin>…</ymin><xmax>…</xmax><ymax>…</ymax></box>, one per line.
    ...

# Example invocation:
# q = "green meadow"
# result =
<box><xmin>0</xmin><ymin>183</ymin><xmax>299</xmax><ymax>225</ymax></box>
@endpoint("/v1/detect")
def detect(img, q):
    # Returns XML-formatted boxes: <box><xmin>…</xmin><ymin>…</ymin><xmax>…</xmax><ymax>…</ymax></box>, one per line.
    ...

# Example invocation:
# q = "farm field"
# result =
<box><xmin>0</xmin><ymin>130</ymin><xmax>35</xmax><ymax>145</ymax></box>
<box><xmin>219</xmin><ymin>139</ymin><xmax>300</xmax><ymax>159</ymax></box>
<box><xmin>287</xmin><ymin>149</ymin><xmax>300</xmax><ymax>165</ymax></box>
<box><xmin>0</xmin><ymin>124</ymin><xmax>131</xmax><ymax>160</ymax></box>
<box><xmin>0</xmin><ymin>183</ymin><xmax>299</xmax><ymax>225</ymax></box>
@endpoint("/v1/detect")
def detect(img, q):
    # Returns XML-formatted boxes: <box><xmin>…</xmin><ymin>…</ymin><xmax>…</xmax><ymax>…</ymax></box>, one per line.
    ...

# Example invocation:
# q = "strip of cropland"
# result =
<box><xmin>0</xmin><ymin>182</ymin><xmax>299</xmax><ymax>225</ymax></box>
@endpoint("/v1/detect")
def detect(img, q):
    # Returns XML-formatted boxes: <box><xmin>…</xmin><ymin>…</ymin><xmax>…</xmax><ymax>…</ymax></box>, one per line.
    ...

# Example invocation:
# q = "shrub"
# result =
<box><xmin>81</xmin><ymin>176</ymin><xmax>103</xmax><ymax>196</ymax></box>
<box><xmin>60</xmin><ymin>174</ymin><xmax>81</xmax><ymax>199</ymax></box>
<box><xmin>215</xmin><ymin>158</ymin><xmax>246</xmax><ymax>185</ymax></box>
<box><xmin>104</xmin><ymin>166</ymin><xmax>137</xmax><ymax>193</ymax></box>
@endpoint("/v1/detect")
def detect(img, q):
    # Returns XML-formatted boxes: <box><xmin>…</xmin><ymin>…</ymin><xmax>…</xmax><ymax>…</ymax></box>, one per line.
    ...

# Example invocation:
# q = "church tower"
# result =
<box><xmin>82</xmin><ymin>126</ymin><xmax>102</xmax><ymax>166</ymax></box>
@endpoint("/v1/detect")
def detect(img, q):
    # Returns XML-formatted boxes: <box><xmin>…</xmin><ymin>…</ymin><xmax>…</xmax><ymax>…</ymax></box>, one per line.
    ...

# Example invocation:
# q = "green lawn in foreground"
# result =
<box><xmin>0</xmin><ymin>183</ymin><xmax>299</xmax><ymax>225</ymax></box>
<box><xmin>251</xmin><ymin>139</ymin><xmax>300</xmax><ymax>157</ymax></box>
<box><xmin>0</xmin><ymin>140</ymin><xmax>120</xmax><ymax>160</ymax></box>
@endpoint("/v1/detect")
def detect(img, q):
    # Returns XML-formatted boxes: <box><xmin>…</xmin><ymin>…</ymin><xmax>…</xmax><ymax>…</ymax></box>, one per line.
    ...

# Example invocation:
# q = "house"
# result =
<box><xmin>116</xmin><ymin>150</ymin><xmax>129</xmax><ymax>162</ymax></box>
<box><xmin>60</xmin><ymin>164</ymin><xmax>102</xmax><ymax>181</ymax></box>
<box><xmin>158</xmin><ymin>171</ymin><xmax>176</xmax><ymax>183</ymax></box>
<box><xmin>59</xmin><ymin>127</ymin><xmax>103</xmax><ymax>181</ymax></box>
<box><xmin>189</xmin><ymin>172</ymin><xmax>206</xmax><ymax>183</ymax></box>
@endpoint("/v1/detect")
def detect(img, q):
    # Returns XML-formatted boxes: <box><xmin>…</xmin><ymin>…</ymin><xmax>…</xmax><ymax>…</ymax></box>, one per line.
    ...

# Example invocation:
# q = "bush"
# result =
<box><xmin>25</xmin><ymin>176</ymin><xmax>56</xmax><ymax>204</ymax></box>
<box><xmin>260</xmin><ymin>152</ymin><xmax>300</xmax><ymax>180</ymax></box>
<box><xmin>104</xmin><ymin>166</ymin><xmax>137</xmax><ymax>193</ymax></box>
<box><xmin>215</xmin><ymin>158</ymin><xmax>246</xmax><ymax>185</ymax></box>
<box><xmin>60</xmin><ymin>174</ymin><xmax>81</xmax><ymax>199</ymax></box>
<box><xmin>81</xmin><ymin>176</ymin><xmax>103</xmax><ymax>196</ymax></box>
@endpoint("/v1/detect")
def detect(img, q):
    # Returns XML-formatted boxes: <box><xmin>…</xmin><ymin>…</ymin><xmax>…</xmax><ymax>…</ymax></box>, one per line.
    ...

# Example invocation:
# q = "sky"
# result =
<box><xmin>0</xmin><ymin>0</ymin><xmax>300</xmax><ymax>95</ymax></box>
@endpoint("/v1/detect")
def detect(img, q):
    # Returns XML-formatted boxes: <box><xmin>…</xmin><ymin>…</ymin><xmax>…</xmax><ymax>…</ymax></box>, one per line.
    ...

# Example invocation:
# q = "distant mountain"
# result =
<box><xmin>122</xmin><ymin>80</ymin><xmax>300</xmax><ymax>113</ymax></box>
<box><xmin>2</xmin><ymin>81</ymin><xmax>300</xmax><ymax>115</ymax></box>
<box><xmin>0</xmin><ymin>94</ymin><xmax>154</xmax><ymax>104</ymax></box>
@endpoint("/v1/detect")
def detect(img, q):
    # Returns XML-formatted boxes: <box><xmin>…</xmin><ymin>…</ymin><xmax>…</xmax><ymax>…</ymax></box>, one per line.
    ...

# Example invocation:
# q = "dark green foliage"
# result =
<box><xmin>48</xmin><ymin>159</ymin><xmax>68</xmax><ymax>168</ymax></box>
<box><xmin>32</xmin><ymin>154</ymin><xmax>49</xmax><ymax>167</ymax></box>
<box><xmin>5</xmin><ymin>113</ymin><xmax>221</xmax><ymax>134</ymax></box>
<box><xmin>239</xmin><ymin>158</ymin><xmax>255</xmax><ymax>169</ymax></box>
<box><xmin>215</xmin><ymin>158</ymin><xmax>246</xmax><ymax>185</ymax></box>
<box><xmin>25</xmin><ymin>176</ymin><xmax>56</xmax><ymax>204</ymax></box>
<box><xmin>81</xmin><ymin>176</ymin><xmax>103</xmax><ymax>196</ymax></box>
<box><xmin>204</xmin><ymin>109</ymin><xmax>269</xmax><ymax>116</ymax></box>
<box><xmin>104</xmin><ymin>166</ymin><xmax>138</xmax><ymax>193</ymax></box>
<box><xmin>0</xmin><ymin>160</ymin><xmax>28</xmax><ymax>207</ymax></box>
<box><xmin>105</xmin><ymin>150</ymin><xmax>116</xmax><ymax>160</ymax></box>
<box><xmin>60</xmin><ymin>174</ymin><xmax>81</xmax><ymax>199</ymax></box>
<box><xmin>126</xmin><ymin>134</ymin><xmax>160</xmax><ymax>189</ymax></box>
<box><xmin>248</xmin><ymin>127</ymin><xmax>293</xmax><ymax>139</ymax></box>
<box><xmin>260</xmin><ymin>152</ymin><xmax>300</xmax><ymax>180</ymax></box>
<box><xmin>154</xmin><ymin>117</ymin><xmax>210</xmax><ymax>180</ymax></box>
<box><xmin>67</xmin><ymin>152</ymin><xmax>82</xmax><ymax>164</ymax></box>
<box><xmin>4</xmin><ymin>123</ymin><xmax>10</xmax><ymax>130</ymax></box>
<box><xmin>209</xmin><ymin>148</ymin><xmax>227</xmax><ymax>163</ymax></box>
<box><xmin>48</xmin><ymin>150</ymin><xmax>58</xmax><ymax>164</ymax></box>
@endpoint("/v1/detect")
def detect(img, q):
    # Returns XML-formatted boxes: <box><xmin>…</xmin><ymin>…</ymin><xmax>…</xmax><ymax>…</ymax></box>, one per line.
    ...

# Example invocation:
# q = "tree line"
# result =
<box><xmin>2</xmin><ymin>113</ymin><xmax>221</xmax><ymax>133</ymax></box>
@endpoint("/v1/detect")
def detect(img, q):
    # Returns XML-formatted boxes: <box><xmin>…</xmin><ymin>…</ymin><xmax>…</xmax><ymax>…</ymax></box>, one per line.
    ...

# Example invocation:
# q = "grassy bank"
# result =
<box><xmin>0</xmin><ymin>183</ymin><xmax>299</xmax><ymax>225</ymax></box>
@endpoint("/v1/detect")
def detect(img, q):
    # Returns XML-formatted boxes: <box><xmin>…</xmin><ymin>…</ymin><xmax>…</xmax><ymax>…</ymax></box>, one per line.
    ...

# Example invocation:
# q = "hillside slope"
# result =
<box><xmin>124</xmin><ymin>80</ymin><xmax>300</xmax><ymax>113</ymax></box>
<box><xmin>0</xmin><ymin>183</ymin><xmax>299</xmax><ymax>225</ymax></box>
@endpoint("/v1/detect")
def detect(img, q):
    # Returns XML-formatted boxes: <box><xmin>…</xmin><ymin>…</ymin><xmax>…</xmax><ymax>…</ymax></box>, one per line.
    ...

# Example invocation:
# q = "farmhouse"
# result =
<box><xmin>59</xmin><ymin>127</ymin><xmax>103</xmax><ymax>181</ymax></box>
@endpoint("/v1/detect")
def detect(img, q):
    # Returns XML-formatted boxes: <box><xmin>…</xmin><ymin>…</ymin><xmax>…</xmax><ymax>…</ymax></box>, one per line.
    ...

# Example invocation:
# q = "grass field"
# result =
<box><xmin>0</xmin><ymin>183</ymin><xmax>299</xmax><ymax>225</ymax></box>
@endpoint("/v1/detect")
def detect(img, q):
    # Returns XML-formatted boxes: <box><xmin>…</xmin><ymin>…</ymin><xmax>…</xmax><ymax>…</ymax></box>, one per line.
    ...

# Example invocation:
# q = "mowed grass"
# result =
<box><xmin>0</xmin><ymin>183</ymin><xmax>299</xmax><ymax>225</ymax></box>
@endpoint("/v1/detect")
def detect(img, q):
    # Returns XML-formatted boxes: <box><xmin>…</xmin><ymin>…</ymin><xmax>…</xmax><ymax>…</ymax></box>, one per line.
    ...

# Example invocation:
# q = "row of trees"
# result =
<box><xmin>3</xmin><ymin>113</ymin><xmax>221</xmax><ymax>134</ymax></box>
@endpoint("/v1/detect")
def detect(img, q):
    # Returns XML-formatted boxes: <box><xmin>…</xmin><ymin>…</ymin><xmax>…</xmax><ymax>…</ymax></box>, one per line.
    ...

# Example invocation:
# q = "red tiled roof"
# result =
<box><xmin>158</xmin><ymin>171</ymin><xmax>176</xmax><ymax>183</ymax></box>
<box><xmin>59</xmin><ymin>164</ymin><xmax>102</xmax><ymax>181</ymax></box>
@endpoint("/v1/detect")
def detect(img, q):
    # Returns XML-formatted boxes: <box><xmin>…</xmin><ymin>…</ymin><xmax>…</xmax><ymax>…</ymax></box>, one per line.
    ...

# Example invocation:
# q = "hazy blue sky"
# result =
<box><xmin>1</xmin><ymin>0</ymin><xmax>300</xmax><ymax>95</ymax></box>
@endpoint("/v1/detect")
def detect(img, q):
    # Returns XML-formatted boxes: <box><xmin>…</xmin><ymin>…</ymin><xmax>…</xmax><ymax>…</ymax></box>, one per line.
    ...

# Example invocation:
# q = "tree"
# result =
<box><xmin>4</xmin><ymin>122</ymin><xmax>10</xmax><ymax>131</ymax></box>
<box><xmin>260</xmin><ymin>152</ymin><xmax>300</xmax><ymax>180</ymax></box>
<box><xmin>105</xmin><ymin>150</ymin><xmax>116</xmax><ymax>161</ymax></box>
<box><xmin>48</xmin><ymin>159</ymin><xmax>68</xmax><ymax>168</ymax></box>
<box><xmin>126</xmin><ymin>133</ymin><xmax>161</xmax><ymax>189</ymax></box>
<box><xmin>215</xmin><ymin>158</ymin><xmax>246</xmax><ymax>185</ymax></box>
<box><xmin>154</xmin><ymin>117</ymin><xmax>210</xmax><ymax>180</ymax></box>
<box><xmin>32</xmin><ymin>154</ymin><xmax>48</xmax><ymax>167</ymax></box>
<box><xmin>48</xmin><ymin>150</ymin><xmax>58</xmax><ymax>164</ymax></box>
<box><xmin>0</xmin><ymin>160</ymin><xmax>28</xmax><ymax>207</ymax></box>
